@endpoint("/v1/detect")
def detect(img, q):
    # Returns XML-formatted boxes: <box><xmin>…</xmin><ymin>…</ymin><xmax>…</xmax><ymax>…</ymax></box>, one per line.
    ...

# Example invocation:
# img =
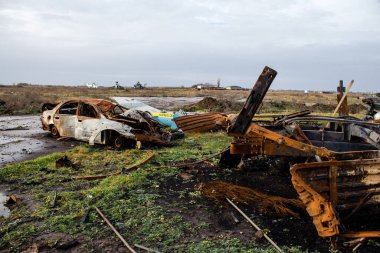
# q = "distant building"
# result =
<box><xmin>195</xmin><ymin>83</ymin><xmax>217</xmax><ymax>90</ymax></box>
<box><xmin>225</xmin><ymin>85</ymin><xmax>243</xmax><ymax>90</ymax></box>
<box><xmin>86</xmin><ymin>82</ymin><xmax>98</xmax><ymax>88</ymax></box>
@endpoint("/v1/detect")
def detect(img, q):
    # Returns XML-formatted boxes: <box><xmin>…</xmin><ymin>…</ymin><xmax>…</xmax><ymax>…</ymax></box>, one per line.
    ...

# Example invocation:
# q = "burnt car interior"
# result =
<box><xmin>79</xmin><ymin>103</ymin><xmax>98</xmax><ymax>118</ymax></box>
<box><xmin>59</xmin><ymin>102</ymin><xmax>78</xmax><ymax>115</ymax></box>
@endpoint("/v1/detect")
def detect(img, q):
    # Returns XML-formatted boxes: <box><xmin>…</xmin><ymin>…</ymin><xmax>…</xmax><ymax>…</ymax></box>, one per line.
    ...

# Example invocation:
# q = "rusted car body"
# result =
<box><xmin>227</xmin><ymin>66</ymin><xmax>380</xmax><ymax>246</ymax></box>
<box><xmin>41</xmin><ymin>99</ymin><xmax>172</xmax><ymax>147</ymax></box>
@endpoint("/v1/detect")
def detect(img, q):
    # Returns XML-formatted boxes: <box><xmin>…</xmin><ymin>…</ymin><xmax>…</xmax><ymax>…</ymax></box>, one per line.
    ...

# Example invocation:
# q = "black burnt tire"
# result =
<box><xmin>50</xmin><ymin>125</ymin><xmax>60</xmax><ymax>138</ymax></box>
<box><xmin>113</xmin><ymin>135</ymin><xmax>126</xmax><ymax>149</ymax></box>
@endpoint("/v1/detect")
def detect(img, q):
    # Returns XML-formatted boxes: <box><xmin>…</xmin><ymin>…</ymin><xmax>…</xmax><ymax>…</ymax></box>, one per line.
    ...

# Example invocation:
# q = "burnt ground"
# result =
<box><xmin>151</xmin><ymin>161</ymin><xmax>330</xmax><ymax>252</ymax></box>
<box><xmin>1</xmin><ymin>147</ymin><xmax>380</xmax><ymax>252</ymax></box>
<box><xmin>147</xmin><ymin>158</ymin><xmax>380</xmax><ymax>253</ymax></box>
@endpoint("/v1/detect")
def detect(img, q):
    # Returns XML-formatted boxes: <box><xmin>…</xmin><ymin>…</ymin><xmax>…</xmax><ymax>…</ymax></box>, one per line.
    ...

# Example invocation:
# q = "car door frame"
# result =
<box><xmin>53</xmin><ymin>101</ymin><xmax>79</xmax><ymax>137</ymax></box>
<box><xmin>76</xmin><ymin>102</ymin><xmax>102</xmax><ymax>142</ymax></box>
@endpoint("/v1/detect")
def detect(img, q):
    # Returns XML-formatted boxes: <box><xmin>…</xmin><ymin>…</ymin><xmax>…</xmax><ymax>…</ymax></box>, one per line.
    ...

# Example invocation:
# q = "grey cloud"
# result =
<box><xmin>0</xmin><ymin>0</ymin><xmax>379</xmax><ymax>91</ymax></box>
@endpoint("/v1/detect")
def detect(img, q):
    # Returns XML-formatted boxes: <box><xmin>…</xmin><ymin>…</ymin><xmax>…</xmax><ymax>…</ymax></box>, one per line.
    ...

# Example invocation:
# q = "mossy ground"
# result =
<box><xmin>0</xmin><ymin>133</ymin><xmax>334</xmax><ymax>252</ymax></box>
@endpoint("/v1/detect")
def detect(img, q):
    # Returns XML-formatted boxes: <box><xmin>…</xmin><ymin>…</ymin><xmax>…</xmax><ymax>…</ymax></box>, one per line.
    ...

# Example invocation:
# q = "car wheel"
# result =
<box><xmin>113</xmin><ymin>135</ymin><xmax>125</xmax><ymax>149</ymax></box>
<box><xmin>50</xmin><ymin>125</ymin><xmax>60</xmax><ymax>138</ymax></box>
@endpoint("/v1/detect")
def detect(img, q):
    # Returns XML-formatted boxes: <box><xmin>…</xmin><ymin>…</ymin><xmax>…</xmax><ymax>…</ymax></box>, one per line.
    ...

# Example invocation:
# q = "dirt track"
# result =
<box><xmin>0</xmin><ymin>115</ymin><xmax>78</xmax><ymax>168</ymax></box>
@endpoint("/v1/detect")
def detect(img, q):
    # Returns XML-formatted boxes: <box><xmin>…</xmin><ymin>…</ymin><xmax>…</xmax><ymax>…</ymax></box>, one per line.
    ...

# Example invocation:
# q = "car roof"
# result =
<box><xmin>62</xmin><ymin>99</ymin><xmax>117</xmax><ymax>113</ymax></box>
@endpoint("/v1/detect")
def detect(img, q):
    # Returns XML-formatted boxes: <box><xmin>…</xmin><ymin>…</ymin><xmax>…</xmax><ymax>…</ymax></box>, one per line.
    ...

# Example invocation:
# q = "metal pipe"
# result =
<box><xmin>95</xmin><ymin>206</ymin><xmax>137</xmax><ymax>253</ymax></box>
<box><xmin>226</xmin><ymin>198</ymin><xmax>283</xmax><ymax>253</ymax></box>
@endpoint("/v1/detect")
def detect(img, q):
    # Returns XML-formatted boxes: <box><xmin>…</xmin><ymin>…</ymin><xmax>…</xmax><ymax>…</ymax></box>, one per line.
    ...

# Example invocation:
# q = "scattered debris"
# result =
<box><xmin>6</xmin><ymin>194</ymin><xmax>18</xmax><ymax>205</ymax></box>
<box><xmin>95</xmin><ymin>206</ymin><xmax>137</xmax><ymax>253</ymax></box>
<box><xmin>0</xmin><ymin>125</ymin><xmax>29</xmax><ymax>131</ymax></box>
<box><xmin>179</xmin><ymin>172</ymin><xmax>193</xmax><ymax>180</ymax></box>
<box><xmin>200</xmin><ymin>181</ymin><xmax>303</xmax><ymax>217</ymax></box>
<box><xmin>225</xmin><ymin>66</ymin><xmax>380</xmax><ymax>248</ymax></box>
<box><xmin>226</xmin><ymin>198</ymin><xmax>283</xmax><ymax>253</ymax></box>
<box><xmin>55</xmin><ymin>155</ymin><xmax>80</xmax><ymax>169</ymax></box>
<box><xmin>363</xmin><ymin>95</ymin><xmax>380</xmax><ymax>122</ymax></box>
<box><xmin>20</xmin><ymin>243</ymin><xmax>38</xmax><ymax>253</ymax></box>
<box><xmin>134</xmin><ymin>244</ymin><xmax>163</xmax><ymax>253</ymax></box>
<box><xmin>54</xmin><ymin>240</ymin><xmax>80</xmax><ymax>250</ymax></box>
<box><xmin>51</xmin><ymin>191</ymin><xmax>57</xmax><ymax>208</ymax></box>
<box><xmin>80</xmin><ymin>208</ymin><xmax>91</xmax><ymax>224</ymax></box>
<box><xmin>75</xmin><ymin>151</ymin><xmax>154</xmax><ymax>180</ymax></box>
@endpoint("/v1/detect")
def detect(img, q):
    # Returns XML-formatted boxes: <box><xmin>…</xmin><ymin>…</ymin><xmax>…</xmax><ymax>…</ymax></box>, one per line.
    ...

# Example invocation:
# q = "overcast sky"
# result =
<box><xmin>0</xmin><ymin>0</ymin><xmax>379</xmax><ymax>91</ymax></box>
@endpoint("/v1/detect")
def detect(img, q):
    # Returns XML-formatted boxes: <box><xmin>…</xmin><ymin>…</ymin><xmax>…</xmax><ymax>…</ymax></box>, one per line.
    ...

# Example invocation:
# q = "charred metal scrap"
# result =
<box><xmin>226</xmin><ymin>66</ymin><xmax>380</xmax><ymax>246</ymax></box>
<box><xmin>363</xmin><ymin>95</ymin><xmax>380</xmax><ymax>122</ymax></box>
<box><xmin>41</xmin><ymin>99</ymin><xmax>179</xmax><ymax>148</ymax></box>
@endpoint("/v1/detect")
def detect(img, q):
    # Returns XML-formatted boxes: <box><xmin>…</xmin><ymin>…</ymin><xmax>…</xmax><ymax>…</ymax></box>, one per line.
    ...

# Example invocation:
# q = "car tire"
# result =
<box><xmin>113</xmin><ymin>135</ymin><xmax>125</xmax><ymax>149</ymax></box>
<box><xmin>50</xmin><ymin>125</ymin><xmax>60</xmax><ymax>138</ymax></box>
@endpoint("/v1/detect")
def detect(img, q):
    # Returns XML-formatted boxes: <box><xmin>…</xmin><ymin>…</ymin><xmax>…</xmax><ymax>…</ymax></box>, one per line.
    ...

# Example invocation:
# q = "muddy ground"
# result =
<box><xmin>0</xmin><ymin>115</ymin><xmax>78</xmax><ymax>168</ymax></box>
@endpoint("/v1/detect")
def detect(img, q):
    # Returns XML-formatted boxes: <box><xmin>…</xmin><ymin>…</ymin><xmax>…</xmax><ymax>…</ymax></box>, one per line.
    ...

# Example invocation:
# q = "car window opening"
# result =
<box><xmin>80</xmin><ymin>103</ymin><xmax>98</xmax><ymax>118</ymax></box>
<box><xmin>59</xmin><ymin>102</ymin><xmax>78</xmax><ymax>115</ymax></box>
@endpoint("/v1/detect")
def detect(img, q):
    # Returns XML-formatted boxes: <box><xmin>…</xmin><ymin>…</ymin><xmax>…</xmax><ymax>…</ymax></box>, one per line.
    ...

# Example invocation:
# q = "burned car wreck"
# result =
<box><xmin>224</xmin><ymin>66</ymin><xmax>380</xmax><ymax>249</ymax></box>
<box><xmin>41</xmin><ymin>99</ymin><xmax>177</xmax><ymax>148</ymax></box>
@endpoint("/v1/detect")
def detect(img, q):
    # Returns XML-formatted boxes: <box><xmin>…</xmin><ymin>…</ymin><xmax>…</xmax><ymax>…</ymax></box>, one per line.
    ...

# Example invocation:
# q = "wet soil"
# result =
<box><xmin>0</xmin><ymin>192</ymin><xmax>10</xmax><ymax>218</ymax></box>
<box><xmin>0</xmin><ymin>115</ymin><xmax>78</xmax><ymax>168</ymax></box>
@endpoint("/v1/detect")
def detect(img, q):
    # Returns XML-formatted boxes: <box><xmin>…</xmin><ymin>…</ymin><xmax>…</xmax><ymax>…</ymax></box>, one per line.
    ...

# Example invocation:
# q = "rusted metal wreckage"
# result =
<box><xmin>174</xmin><ymin>112</ymin><xmax>228</xmax><ymax>132</ymax></box>
<box><xmin>227</xmin><ymin>66</ymin><xmax>380</xmax><ymax>247</ymax></box>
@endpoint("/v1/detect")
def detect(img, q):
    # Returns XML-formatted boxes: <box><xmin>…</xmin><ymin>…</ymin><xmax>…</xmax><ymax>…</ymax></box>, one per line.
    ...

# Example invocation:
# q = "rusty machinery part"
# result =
<box><xmin>75</xmin><ymin>151</ymin><xmax>155</xmax><ymax>180</ymax></box>
<box><xmin>273</xmin><ymin>110</ymin><xmax>311</xmax><ymax>125</ymax></box>
<box><xmin>199</xmin><ymin>181</ymin><xmax>304</xmax><ymax>217</ymax></box>
<box><xmin>230</xmin><ymin>123</ymin><xmax>335</xmax><ymax>158</ymax></box>
<box><xmin>290</xmin><ymin>156</ymin><xmax>380</xmax><ymax>238</ymax></box>
<box><xmin>229</xmin><ymin>66</ymin><xmax>277</xmax><ymax>134</ymax></box>
<box><xmin>282</xmin><ymin>115</ymin><xmax>380</xmax><ymax>128</ymax></box>
<box><xmin>174</xmin><ymin>113</ymin><xmax>228</xmax><ymax>132</ymax></box>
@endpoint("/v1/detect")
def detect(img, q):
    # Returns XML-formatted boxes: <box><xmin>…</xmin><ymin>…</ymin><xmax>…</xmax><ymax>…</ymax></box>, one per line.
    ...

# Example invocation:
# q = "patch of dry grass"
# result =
<box><xmin>0</xmin><ymin>84</ymin><xmax>368</xmax><ymax>115</ymax></box>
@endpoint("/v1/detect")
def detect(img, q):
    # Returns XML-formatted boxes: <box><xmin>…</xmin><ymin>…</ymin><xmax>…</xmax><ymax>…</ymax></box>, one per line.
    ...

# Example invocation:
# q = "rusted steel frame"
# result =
<box><xmin>75</xmin><ymin>151</ymin><xmax>155</xmax><ymax>180</ymax></box>
<box><xmin>333</xmin><ymin>150</ymin><xmax>380</xmax><ymax>160</ymax></box>
<box><xmin>230</xmin><ymin>138</ymin><xmax>316</xmax><ymax>157</ymax></box>
<box><xmin>243</xmin><ymin>123</ymin><xmax>335</xmax><ymax>158</ymax></box>
<box><xmin>344</xmin><ymin>191</ymin><xmax>380</xmax><ymax>221</ymax></box>
<box><xmin>340</xmin><ymin>231</ymin><xmax>380</xmax><ymax>238</ymax></box>
<box><xmin>229</xmin><ymin>66</ymin><xmax>277</xmax><ymax>134</ymax></box>
<box><xmin>285</xmin><ymin>123</ymin><xmax>313</xmax><ymax>145</ymax></box>
<box><xmin>329</xmin><ymin>166</ymin><xmax>338</xmax><ymax>207</ymax></box>
<box><xmin>274</xmin><ymin>110</ymin><xmax>311</xmax><ymax>125</ymax></box>
<box><xmin>95</xmin><ymin>207</ymin><xmax>137</xmax><ymax>253</ymax></box>
<box><xmin>283</xmin><ymin>116</ymin><xmax>380</xmax><ymax>128</ymax></box>
<box><xmin>291</xmin><ymin>158</ymin><xmax>380</xmax><ymax>238</ymax></box>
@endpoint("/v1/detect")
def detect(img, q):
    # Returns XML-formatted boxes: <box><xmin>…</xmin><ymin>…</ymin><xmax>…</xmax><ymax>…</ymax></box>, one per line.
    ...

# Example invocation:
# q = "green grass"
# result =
<box><xmin>0</xmin><ymin>132</ymin><xmax>310</xmax><ymax>252</ymax></box>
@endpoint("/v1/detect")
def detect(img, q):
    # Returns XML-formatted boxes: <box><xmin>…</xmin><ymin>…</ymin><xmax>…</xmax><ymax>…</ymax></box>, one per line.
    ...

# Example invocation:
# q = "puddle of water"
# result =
<box><xmin>0</xmin><ymin>192</ymin><xmax>10</xmax><ymax>218</ymax></box>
